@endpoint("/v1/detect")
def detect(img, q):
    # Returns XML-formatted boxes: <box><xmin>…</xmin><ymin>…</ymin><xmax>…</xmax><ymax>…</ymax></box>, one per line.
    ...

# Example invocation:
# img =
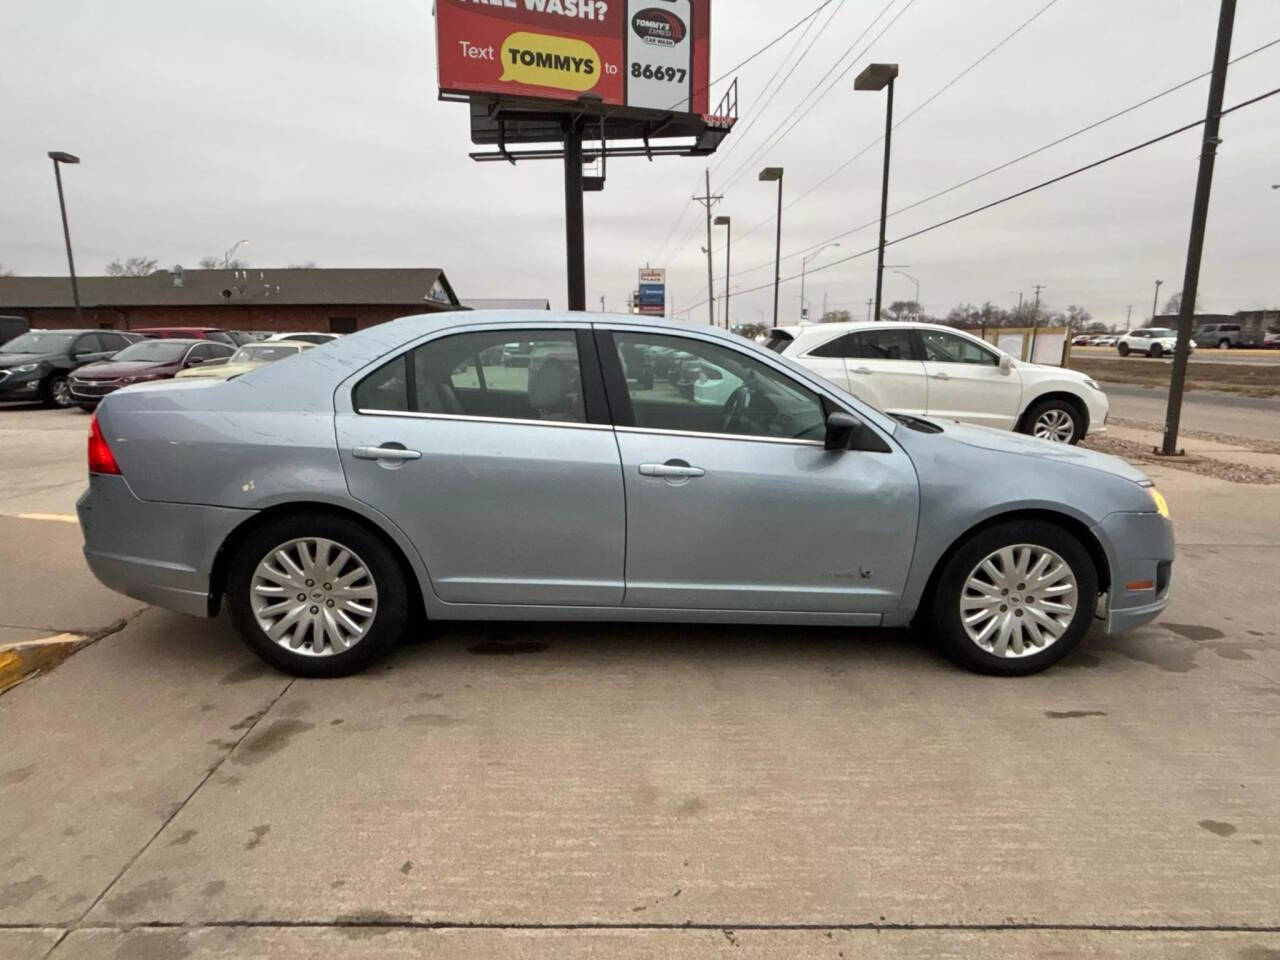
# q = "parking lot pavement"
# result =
<box><xmin>0</xmin><ymin>419</ymin><xmax>1277</xmax><ymax>958</ymax></box>
<box><xmin>0</xmin><ymin>404</ymin><xmax>92</xmax><ymax>518</ymax></box>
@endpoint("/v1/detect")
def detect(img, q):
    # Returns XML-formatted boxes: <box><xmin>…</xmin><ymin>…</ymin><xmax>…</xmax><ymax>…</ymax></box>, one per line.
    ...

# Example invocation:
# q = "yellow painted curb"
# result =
<box><xmin>0</xmin><ymin>636</ymin><xmax>87</xmax><ymax>695</ymax></box>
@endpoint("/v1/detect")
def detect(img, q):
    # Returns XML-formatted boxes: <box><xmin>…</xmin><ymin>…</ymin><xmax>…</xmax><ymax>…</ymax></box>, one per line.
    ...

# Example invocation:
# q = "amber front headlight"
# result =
<box><xmin>1148</xmin><ymin>487</ymin><xmax>1170</xmax><ymax>518</ymax></box>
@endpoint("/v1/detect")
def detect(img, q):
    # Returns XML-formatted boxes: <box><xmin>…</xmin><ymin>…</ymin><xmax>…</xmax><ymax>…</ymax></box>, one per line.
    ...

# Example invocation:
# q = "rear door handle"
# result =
<box><xmin>930</xmin><ymin>371</ymin><xmax>951</xmax><ymax>380</ymax></box>
<box><xmin>639</xmin><ymin>463</ymin><xmax>705</xmax><ymax>478</ymax></box>
<box><xmin>851</xmin><ymin>366</ymin><xmax>874</xmax><ymax>375</ymax></box>
<box><xmin>352</xmin><ymin>445</ymin><xmax>421</xmax><ymax>461</ymax></box>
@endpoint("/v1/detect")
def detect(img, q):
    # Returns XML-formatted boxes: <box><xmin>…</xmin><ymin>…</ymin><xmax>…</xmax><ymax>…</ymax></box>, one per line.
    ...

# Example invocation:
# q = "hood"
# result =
<box><xmin>0</xmin><ymin>352</ymin><xmax>55</xmax><ymax>368</ymax></box>
<box><xmin>73</xmin><ymin>360</ymin><xmax>176</xmax><ymax>380</ymax></box>
<box><xmin>931</xmin><ymin>419</ymin><xmax>1150</xmax><ymax>484</ymax></box>
<box><xmin>1016</xmin><ymin>360</ymin><xmax>1093</xmax><ymax>383</ymax></box>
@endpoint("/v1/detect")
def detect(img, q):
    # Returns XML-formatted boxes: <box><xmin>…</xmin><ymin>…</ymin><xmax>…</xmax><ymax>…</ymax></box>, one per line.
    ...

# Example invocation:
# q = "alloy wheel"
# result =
<box><xmin>959</xmin><ymin>544</ymin><xmax>1078</xmax><ymax>658</ymax></box>
<box><xmin>1032</xmin><ymin>408</ymin><xmax>1075</xmax><ymax>443</ymax></box>
<box><xmin>50</xmin><ymin>377</ymin><xmax>72</xmax><ymax>407</ymax></box>
<box><xmin>250</xmin><ymin>537</ymin><xmax>378</xmax><ymax>657</ymax></box>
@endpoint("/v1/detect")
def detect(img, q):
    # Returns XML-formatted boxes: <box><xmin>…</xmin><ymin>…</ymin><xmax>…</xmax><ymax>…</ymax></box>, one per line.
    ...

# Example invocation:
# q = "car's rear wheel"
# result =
<box><xmin>77</xmin><ymin>403</ymin><xmax>97</xmax><ymax>413</ymax></box>
<box><xmin>1218</xmin><ymin>339</ymin><xmax>1231</xmax><ymax>350</ymax></box>
<box><xmin>1022</xmin><ymin>398</ymin><xmax>1082</xmax><ymax>444</ymax></box>
<box><xmin>43</xmin><ymin>374</ymin><xmax>73</xmax><ymax>408</ymax></box>
<box><xmin>930</xmin><ymin>520</ymin><xmax>1098</xmax><ymax>675</ymax></box>
<box><xmin>227</xmin><ymin>513</ymin><xmax>409</xmax><ymax>677</ymax></box>
<box><xmin>1116</xmin><ymin>342</ymin><xmax>1130</xmax><ymax>356</ymax></box>
<box><xmin>1149</xmin><ymin>344</ymin><xmax>1163</xmax><ymax>358</ymax></box>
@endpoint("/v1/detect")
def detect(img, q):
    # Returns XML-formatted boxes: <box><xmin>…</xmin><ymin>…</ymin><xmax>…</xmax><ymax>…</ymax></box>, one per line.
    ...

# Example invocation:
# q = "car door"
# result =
<box><xmin>835</xmin><ymin>328</ymin><xmax>928</xmax><ymax>416</ymax></box>
<box><xmin>599</xmin><ymin>327</ymin><xmax>919</xmax><ymax>616</ymax></box>
<box><xmin>334</xmin><ymin>325</ymin><xmax>625</xmax><ymax>607</ymax></box>
<box><xmin>917</xmin><ymin>328</ymin><xmax>1022</xmax><ymax>430</ymax></box>
<box><xmin>71</xmin><ymin>333</ymin><xmax>113</xmax><ymax>368</ymax></box>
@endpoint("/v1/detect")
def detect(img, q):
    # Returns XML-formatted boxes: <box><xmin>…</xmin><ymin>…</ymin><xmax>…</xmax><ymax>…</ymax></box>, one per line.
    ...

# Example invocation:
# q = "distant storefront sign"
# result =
<box><xmin>637</xmin><ymin>268</ymin><xmax>665</xmax><ymax>316</ymax></box>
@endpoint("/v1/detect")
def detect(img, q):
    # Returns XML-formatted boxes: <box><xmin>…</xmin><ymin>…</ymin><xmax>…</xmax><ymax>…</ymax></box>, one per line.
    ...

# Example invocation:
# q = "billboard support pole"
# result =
<box><xmin>563</xmin><ymin>116</ymin><xmax>586</xmax><ymax>311</ymax></box>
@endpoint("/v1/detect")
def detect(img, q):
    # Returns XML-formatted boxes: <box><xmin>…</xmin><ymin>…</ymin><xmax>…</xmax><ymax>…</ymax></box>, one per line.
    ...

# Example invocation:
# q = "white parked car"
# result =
<box><xmin>1115</xmin><ymin>328</ymin><xmax>1193</xmax><ymax>358</ymax></box>
<box><xmin>265</xmin><ymin>332</ymin><xmax>343</xmax><ymax>345</ymax></box>
<box><xmin>766</xmin><ymin>321</ymin><xmax>1107</xmax><ymax>444</ymax></box>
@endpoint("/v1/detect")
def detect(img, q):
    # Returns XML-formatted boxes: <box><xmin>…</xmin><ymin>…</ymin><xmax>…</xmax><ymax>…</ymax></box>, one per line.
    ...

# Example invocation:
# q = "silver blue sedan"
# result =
<box><xmin>77</xmin><ymin>313</ymin><xmax>1173</xmax><ymax>677</ymax></box>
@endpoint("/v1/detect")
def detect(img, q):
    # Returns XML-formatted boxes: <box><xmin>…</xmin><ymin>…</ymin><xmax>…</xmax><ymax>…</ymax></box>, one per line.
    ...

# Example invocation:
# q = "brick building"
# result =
<box><xmin>0</xmin><ymin>267</ymin><xmax>462</xmax><ymax>335</ymax></box>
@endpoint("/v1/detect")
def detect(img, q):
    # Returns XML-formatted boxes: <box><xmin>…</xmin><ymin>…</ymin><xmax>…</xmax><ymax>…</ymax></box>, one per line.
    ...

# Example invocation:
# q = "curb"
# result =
<box><xmin>0</xmin><ymin>634</ymin><xmax>87</xmax><ymax>695</ymax></box>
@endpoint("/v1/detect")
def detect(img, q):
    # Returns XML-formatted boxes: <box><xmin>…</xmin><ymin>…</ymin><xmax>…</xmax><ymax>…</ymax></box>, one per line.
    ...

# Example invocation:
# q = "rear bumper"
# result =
<box><xmin>77</xmin><ymin>475</ymin><xmax>254</xmax><ymax>618</ymax></box>
<box><xmin>1093</xmin><ymin>510</ymin><xmax>1175</xmax><ymax>634</ymax></box>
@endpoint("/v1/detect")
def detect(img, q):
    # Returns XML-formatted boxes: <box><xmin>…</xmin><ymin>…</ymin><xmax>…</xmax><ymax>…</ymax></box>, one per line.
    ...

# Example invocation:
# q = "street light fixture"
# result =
<box><xmin>1151</xmin><ymin>278</ymin><xmax>1163</xmax><ymax>322</ymax></box>
<box><xmin>800</xmin><ymin>243</ymin><xmax>840</xmax><ymax>323</ymax></box>
<box><xmin>224</xmin><ymin>239</ymin><xmax>250</xmax><ymax>270</ymax></box>
<box><xmin>47</xmin><ymin>151</ymin><xmax>83</xmax><ymax>327</ymax></box>
<box><xmin>893</xmin><ymin>269</ymin><xmax>920</xmax><ymax>316</ymax></box>
<box><xmin>854</xmin><ymin>62</ymin><xmax>899</xmax><ymax>324</ymax></box>
<box><xmin>758</xmin><ymin>166</ymin><xmax>784</xmax><ymax>329</ymax></box>
<box><xmin>713</xmin><ymin>215</ymin><xmax>731</xmax><ymax>329</ymax></box>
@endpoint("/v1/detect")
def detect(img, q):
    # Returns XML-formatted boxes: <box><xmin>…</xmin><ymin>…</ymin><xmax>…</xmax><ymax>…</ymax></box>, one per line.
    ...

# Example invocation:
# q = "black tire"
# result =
<box><xmin>1116</xmin><ymin>342</ymin><xmax>1130</xmax><ymax>357</ymax></box>
<box><xmin>1218</xmin><ymin>339</ymin><xmax>1231</xmax><ymax>350</ymax></box>
<box><xmin>226</xmin><ymin>512</ymin><xmax>411</xmax><ymax>677</ymax></box>
<box><xmin>1019</xmin><ymin>397</ymin><xmax>1083</xmax><ymax>444</ymax></box>
<box><xmin>929</xmin><ymin>520</ymin><xmax>1099</xmax><ymax>676</ymax></box>
<box><xmin>1148</xmin><ymin>344</ymin><xmax>1163</xmax><ymax>358</ymax></box>
<box><xmin>77</xmin><ymin>403</ymin><xmax>98</xmax><ymax>413</ymax></box>
<box><xmin>43</xmin><ymin>374</ymin><xmax>73</xmax><ymax>408</ymax></box>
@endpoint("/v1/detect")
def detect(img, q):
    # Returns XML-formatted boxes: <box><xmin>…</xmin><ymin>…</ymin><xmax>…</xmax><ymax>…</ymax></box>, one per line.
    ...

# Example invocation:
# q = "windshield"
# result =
<box><xmin>111</xmin><ymin>340</ymin><xmax>191</xmax><ymax>362</ymax></box>
<box><xmin>1</xmin><ymin>332</ymin><xmax>75</xmax><ymax>353</ymax></box>
<box><xmin>230</xmin><ymin>343</ymin><xmax>306</xmax><ymax>363</ymax></box>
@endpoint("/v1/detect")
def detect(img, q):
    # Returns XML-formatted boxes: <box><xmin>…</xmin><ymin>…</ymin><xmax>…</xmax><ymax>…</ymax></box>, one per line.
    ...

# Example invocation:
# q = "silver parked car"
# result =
<box><xmin>78</xmin><ymin>313</ymin><xmax>1174</xmax><ymax>678</ymax></box>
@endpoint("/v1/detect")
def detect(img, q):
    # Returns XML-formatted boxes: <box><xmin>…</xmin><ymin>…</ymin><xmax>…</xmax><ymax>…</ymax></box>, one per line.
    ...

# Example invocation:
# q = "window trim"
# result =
<box><xmin>351</xmin><ymin>326</ymin><xmax>603</xmax><ymax>427</ymax></box>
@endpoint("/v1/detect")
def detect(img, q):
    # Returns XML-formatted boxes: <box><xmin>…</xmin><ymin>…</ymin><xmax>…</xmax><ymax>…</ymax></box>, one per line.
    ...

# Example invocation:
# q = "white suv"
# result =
<box><xmin>1115</xmin><ymin>328</ymin><xmax>1192</xmax><ymax>358</ymax></box>
<box><xmin>765</xmin><ymin>321</ymin><xmax>1108</xmax><ymax>444</ymax></box>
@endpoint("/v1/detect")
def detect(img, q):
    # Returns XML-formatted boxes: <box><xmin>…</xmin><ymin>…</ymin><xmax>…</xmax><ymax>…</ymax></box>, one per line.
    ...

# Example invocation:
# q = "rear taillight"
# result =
<box><xmin>88</xmin><ymin>412</ymin><xmax>121</xmax><ymax>475</ymax></box>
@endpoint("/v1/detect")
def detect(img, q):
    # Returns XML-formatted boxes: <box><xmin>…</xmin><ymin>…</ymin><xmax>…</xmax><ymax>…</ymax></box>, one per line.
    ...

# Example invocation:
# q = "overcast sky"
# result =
<box><xmin>4</xmin><ymin>0</ymin><xmax>1279</xmax><ymax>328</ymax></box>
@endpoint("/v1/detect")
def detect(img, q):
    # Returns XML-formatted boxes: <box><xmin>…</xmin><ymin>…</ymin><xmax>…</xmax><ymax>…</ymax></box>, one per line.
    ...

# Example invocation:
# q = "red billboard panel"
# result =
<box><xmin>436</xmin><ymin>0</ymin><xmax>711</xmax><ymax>115</ymax></box>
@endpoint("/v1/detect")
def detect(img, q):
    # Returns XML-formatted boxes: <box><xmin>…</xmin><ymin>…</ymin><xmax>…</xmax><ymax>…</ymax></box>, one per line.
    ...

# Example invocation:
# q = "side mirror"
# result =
<box><xmin>824</xmin><ymin>411</ymin><xmax>863</xmax><ymax>451</ymax></box>
<box><xmin>999</xmin><ymin>353</ymin><xmax>1013</xmax><ymax>372</ymax></box>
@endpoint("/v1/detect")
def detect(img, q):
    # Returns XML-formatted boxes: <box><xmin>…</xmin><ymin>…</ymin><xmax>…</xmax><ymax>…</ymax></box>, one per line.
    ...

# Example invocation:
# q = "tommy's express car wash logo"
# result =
<box><xmin>501</xmin><ymin>32</ymin><xmax>600</xmax><ymax>92</ymax></box>
<box><xmin>631</xmin><ymin>7</ymin><xmax>686</xmax><ymax>46</ymax></box>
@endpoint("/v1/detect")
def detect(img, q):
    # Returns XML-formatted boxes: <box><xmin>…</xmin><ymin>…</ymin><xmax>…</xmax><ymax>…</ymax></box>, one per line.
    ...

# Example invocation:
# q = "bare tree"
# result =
<box><xmin>1063</xmin><ymin>304</ymin><xmax>1093</xmax><ymax>332</ymax></box>
<box><xmin>198</xmin><ymin>256</ymin><xmax>249</xmax><ymax>270</ymax></box>
<box><xmin>104</xmin><ymin>256</ymin><xmax>158</xmax><ymax>277</ymax></box>
<box><xmin>286</xmin><ymin>261</ymin><xmax>318</xmax><ymax>269</ymax></box>
<box><xmin>819</xmin><ymin>309</ymin><xmax>853</xmax><ymax>324</ymax></box>
<box><xmin>1163</xmin><ymin>291</ymin><xmax>1201</xmax><ymax>315</ymax></box>
<box><xmin>0</xmin><ymin>264</ymin><xmax>14</xmax><ymax>278</ymax></box>
<box><xmin>881</xmin><ymin>300</ymin><xmax>921</xmax><ymax>322</ymax></box>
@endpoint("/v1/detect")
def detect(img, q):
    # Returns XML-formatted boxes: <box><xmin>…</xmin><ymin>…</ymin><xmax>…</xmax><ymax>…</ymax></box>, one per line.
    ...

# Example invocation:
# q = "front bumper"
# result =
<box><xmin>77</xmin><ymin>474</ymin><xmax>254</xmax><ymax>618</ymax></box>
<box><xmin>69</xmin><ymin>378</ymin><xmax>121</xmax><ymax>402</ymax></box>
<box><xmin>1093</xmin><ymin>510</ymin><xmax>1175</xmax><ymax>634</ymax></box>
<box><xmin>0</xmin><ymin>368</ymin><xmax>44</xmax><ymax>400</ymax></box>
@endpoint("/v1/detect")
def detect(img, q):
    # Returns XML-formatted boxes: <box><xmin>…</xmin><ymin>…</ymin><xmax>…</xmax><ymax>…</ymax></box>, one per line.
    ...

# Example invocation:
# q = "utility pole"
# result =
<box><xmin>865</xmin><ymin>297</ymin><xmax>874</xmax><ymax>322</ymax></box>
<box><xmin>1163</xmin><ymin>0</ymin><xmax>1235</xmax><ymax>456</ymax></box>
<box><xmin>1125</xmin><ymin>305</ymin><xmax>1133</xmax><ymax>331</ymax></box>
<box><xmin>693</xmin><ymin>170</ymin><xmax>722</xmax><ymax>327</ymax></box>
<box><xmin>1030</xmin><ymin>284</ymin><xmax>1045</xmax><ymax>362</ymax></box>
<box><xmin>822</xmin><ymin>291</ymin><xmax>829</xmax><ymax>322</ymax></box>
<box><xmin>600</xmin><ymin>295</ymin><xmax>606</xmax><ymax>312</ymax></box>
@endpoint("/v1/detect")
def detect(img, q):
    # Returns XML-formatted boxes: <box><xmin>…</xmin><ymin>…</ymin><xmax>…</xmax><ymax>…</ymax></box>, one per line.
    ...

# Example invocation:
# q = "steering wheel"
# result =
<box><xmin>719</xmin><ymin>386</ymin><xmax>751</xmax><ymax>433</ymax></box>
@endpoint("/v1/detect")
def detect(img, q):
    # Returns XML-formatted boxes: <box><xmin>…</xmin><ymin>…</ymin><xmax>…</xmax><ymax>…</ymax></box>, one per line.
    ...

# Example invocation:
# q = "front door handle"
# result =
<box><xmin>352</xmin><ymin>444</ymin><xmax>422</xmax><ymax>461</ymax></box>
<box><xmin>930</xmin><ymin>371</ymin><xmax>951</xmax><ymax>381</ymax></box>
<box><xmin>639</xmin><ymin>462</ymin><xmax>705</xmax><ymax>479</ymax></box>
<box><xmin>851</xmin><ymin>366</ymin><xmax>874</xmax><ymax>375</ymax></box>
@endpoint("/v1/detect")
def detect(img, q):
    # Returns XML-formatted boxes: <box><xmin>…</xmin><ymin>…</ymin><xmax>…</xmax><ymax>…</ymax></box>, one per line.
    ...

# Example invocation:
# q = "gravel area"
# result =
<box><xmin>1084</xmin><ymin>434</ymin><xmax>1280</xmax><ymax>485</ymax></box>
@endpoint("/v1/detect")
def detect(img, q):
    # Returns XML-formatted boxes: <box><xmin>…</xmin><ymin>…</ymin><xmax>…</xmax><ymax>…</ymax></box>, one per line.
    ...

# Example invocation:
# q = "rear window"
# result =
<box><xmin>762</xmin><ymin>331</ymin><xmax>794</xmax><ymax>353</ymax></box>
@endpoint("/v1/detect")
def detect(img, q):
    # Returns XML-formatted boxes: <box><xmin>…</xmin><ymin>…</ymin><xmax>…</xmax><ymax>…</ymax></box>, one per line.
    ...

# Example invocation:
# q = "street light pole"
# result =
<box><xmin>893</xmin><ymin>269</ymin><xmax>919</xmax><ymax>316</ymax></box>
<box><xmin>758</xmin><ymin>167</ymin><xmax>784</xmax><ymax>329</ymax></box>
<box><xmin>47</xmin><ymin>151</ymin><xmax>83</xmax><ymax>327</ymax></box>
<box><xmin>224</xmin><ymin>239</ymin><xmax>249</xmax><ymax>270</ymax></box>
<box><xmin>1151</xmin><ymin>279</ymin><xmax>1163</xmax><ymax>322</ymax></box>
<box><xmin>1162</xmin><ymin>0</ymin><xmax>1236</xmax><ymax>456</ymax></box>
<box><xmin>800</xmin><ymin>243</ymin><xmax>840</xmax><ymax>322</ymax></box>
<box><xmin>855</xmin><ymin>63</ymin><xmax>899</xmax><ymax>324</ymax></box>
<box><xmin>714</xmin><ymin>215</ymin><xmax>731</xmax><ymax>329</ymax></box>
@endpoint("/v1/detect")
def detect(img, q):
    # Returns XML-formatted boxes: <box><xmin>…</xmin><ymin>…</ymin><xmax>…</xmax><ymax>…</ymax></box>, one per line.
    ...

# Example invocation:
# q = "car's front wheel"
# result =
<box><xmin>929</xmin><ymin>520</ymin><xmax>1099</xmax><ymax>675</ymax></box>
<box><xmin>43</xmin><ymin>374</ymin><xmax>73</xmax><ymax>408</ymax></box>
<box><xmin>1116</xmin><ymin>342</ymin><xmax>1130</xmax><ymax>356</ymax></box>
<box><xmin>1218</xmin><ymin>339</ymin><xmax>1231</xmax><ymax>350</ymax></box>
<box><xmin>227</xmin><ymin>513</ymin><xmax>410</xmax><ymax>677</ymax></box>
<box><xmin>1148</xmin><ymin>344</ymin><xmax>1163</xmax><ymax>358</ymax></box>
<box><xmin>1022</xmin><ymin>398</ymin><xmax>1082</xmax><ymax>444</ymax></box>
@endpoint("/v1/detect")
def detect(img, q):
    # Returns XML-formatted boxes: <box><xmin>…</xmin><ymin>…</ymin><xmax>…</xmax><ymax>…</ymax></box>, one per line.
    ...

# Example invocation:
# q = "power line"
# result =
<box><xmin>716</xmin><ymin>34</ymin><xmax>1280</xmax><ymax>285</ymax></box>
<box><xmin>674</xmin><ymin>84</ymin><xmax>1280</xmax><ymax>317</ymax></box>
<box><xmin>733</xmin><ymin>0</ymin><xmax>1065</xmax><ymax>244</ymax></box>
<box><xmin>717</xmin><ymin>0</ymin><xmax>913</xmax><ymax>193</ymax></box>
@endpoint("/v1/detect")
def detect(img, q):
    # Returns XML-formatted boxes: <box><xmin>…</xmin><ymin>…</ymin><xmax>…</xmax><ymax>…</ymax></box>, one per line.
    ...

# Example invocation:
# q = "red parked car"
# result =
<box><xmin>68</xmin><ymin>338</ymin><xmax>234</xmax><ymax>410</ymax></box>
<box><xmin>133</xmin><ymin>326</ymin><xmax>237</xmax><ymax>346</ymax></box>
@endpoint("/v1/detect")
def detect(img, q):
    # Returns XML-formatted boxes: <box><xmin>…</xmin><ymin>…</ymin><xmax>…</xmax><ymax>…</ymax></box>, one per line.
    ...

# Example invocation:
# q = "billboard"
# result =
<box><xmin>436</xmin><ymin>0</ymin><xmax>711</xmax><ymax>116</ymax></box>
<box><xmin>637</xmin><ymin>267</ymin><xmax>665</xmax><ymax>316</ymax></box>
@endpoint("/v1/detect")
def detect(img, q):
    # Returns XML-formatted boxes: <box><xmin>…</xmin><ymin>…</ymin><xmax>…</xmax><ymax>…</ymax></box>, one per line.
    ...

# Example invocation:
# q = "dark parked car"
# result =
<box><xmin>0</xmin><ymin>315</ymin><xmax>30</xmax><ymax>347</ymax></box>
<box><xmin>68</xmin><ymin>338</ymin><xmax>234</xmax><ymax>410</ymax></box>
<box><xmin>0</xmin><ymin>329</ymin><xmax>134</xmax><ymax>407</ymax></box>
<box><xmin>133</xmin><ymin>326</ymin><xmax>237</xmax><ymax>346</ymax></box>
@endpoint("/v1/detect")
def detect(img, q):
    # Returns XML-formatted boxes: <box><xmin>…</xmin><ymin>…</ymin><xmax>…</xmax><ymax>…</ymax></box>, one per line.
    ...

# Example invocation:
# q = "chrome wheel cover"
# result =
<box><xmin>960</xmin><ymin>544</ymin><xmax>1078</xmax><ymax>658</ymax></box>
<box><xmin>1032</xmin><ymin>408</ymin><xmax>1075</xmax><ymax>442</ymax></box>
<box><xmin>250</xmin><ymin>538</ymin><xmax>377</xmax><ymax>657</ymax></box>
<box><xmin>51</xmin><ymin>378</ymin><xmax>72</xmax><ymax>406</ymax></box>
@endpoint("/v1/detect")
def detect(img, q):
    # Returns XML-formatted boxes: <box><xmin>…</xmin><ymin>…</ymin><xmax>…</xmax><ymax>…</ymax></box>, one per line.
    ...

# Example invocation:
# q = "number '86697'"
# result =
<box><xmin>631</xmin><ymin>63</ymin><xmax>687</xmax><ymax>82</ymax></box>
